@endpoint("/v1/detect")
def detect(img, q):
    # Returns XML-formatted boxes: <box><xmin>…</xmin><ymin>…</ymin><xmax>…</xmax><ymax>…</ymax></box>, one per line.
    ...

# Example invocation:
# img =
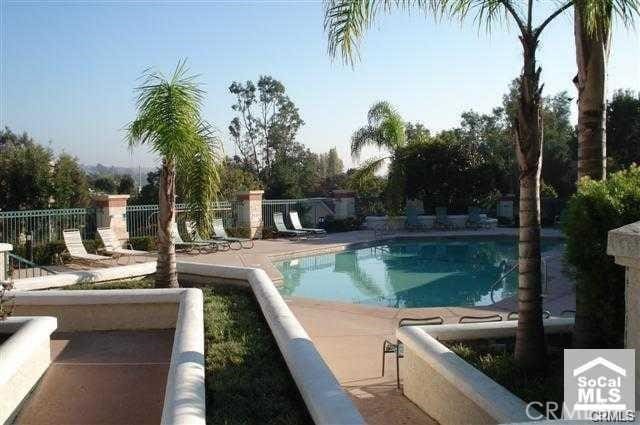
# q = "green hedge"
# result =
<box><xmin>563</xmin><ymin>165</ymin><xmax>640</xmax><ymax>348</ymax></box>
<box><xmin>129</xmin><ymin>236</ymin><xmax>157</xmax><ymax>251</ymax></box>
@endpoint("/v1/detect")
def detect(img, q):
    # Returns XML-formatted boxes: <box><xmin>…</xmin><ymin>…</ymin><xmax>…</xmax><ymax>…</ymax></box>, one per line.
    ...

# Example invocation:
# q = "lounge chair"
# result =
<box><xmin>289</xmin><ymin>211</ymin><xmax>326</xmax><ymax>236</ymax></box>
<box><xmin>170</xmin><ymin>222</ymin><xmax>214</xmax><ymax>254</ymax></box>
<box><xmin>184</xmin><ymin>221</ymin><xmax>233</xmax><ymax>251</ymax></box>
<box><xmin>62</xmin><ymin>229</ymin><xmax>111</xmax><ymax>266</ymax></box>
<box><xmin>466</xmin><ymin>207</ymin><xmax>491</xmax><ymax>229</ymax></box>
<box><xmin>273</xmin><ymin>212</ymin><xmax>308</xmax><ymax>239</ymax></box>
<box><xmin>96</xmin><ymin>227</ymin><xmax>149</xmax><ymax>264</ymax></box>
<box><xmin>211</xmin><ymin>218</ymin><xmax>254</xmax><ymax>249</ymax></box>
<box><xmin>405</xmin><ymin>206</ymin><xmax>425</xmax><ymax>231</ymax></box>
<box><xmin>434</xmin><ymin>207</ymin><xmax>455</xmax><ymax>230</ymax></box>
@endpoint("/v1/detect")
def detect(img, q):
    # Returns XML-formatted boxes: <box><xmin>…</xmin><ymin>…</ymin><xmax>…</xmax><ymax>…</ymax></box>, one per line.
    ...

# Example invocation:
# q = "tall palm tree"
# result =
<box><xmin>128</xmin><ymin>61</ymin><xmax>221</xmax><ymax>288</ymax></box>
<box><xmin>574</xmin><ymin>1</ymin><xmax>637</xmax><ymax>181</ymax></box>
<box><xmin>325</xmin><ymin>0</ymin><xmax>579</xmax><ymax>369</ymax></box>
<box><xmin>349</xmin><ymin>101</ymin><xmax>407</xmax><ymax>181</ymax></box>
<box><xmin>573</xmin><ymin>0</ymin><xmax>638</xmax><ymax>347</ymax></box>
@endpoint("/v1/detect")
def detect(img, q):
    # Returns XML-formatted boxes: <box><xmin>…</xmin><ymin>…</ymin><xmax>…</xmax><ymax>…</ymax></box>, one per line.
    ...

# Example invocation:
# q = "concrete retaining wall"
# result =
<box><xmin>397</xmin><ymin>319</ymin><xmax>574</xmax><ymax>425</ymax></box>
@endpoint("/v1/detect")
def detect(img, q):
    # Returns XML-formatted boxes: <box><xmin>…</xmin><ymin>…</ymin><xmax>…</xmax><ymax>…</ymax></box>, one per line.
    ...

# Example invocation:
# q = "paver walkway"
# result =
<box><xmin>14</xmin><ymin>330</ymin><xmax>174</xmax><ymax>425</ymax></box>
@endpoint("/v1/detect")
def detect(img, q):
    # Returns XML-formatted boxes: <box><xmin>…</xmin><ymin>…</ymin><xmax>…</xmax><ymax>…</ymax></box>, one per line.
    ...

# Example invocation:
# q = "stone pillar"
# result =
<box><xmin>0</xmin><ymin>243</ymin><xmax>12</xmax><ymax>282</ymax></box>
<box><xmin>607</xmin><ymin>220</ymin><xmax>640</xmax><ymax>406</ymax></box>
<box><xmin>236</xmin><ymin>190</ymin><xmax>264</xmax><ymax>239</ymax></box>
<box><xmin>333</xmin><ymin>190</ymin><xmax>356</xmax><ymax>220</ymax></box>
<box><xmin>92</xmin><ymin>194</ymin><xmax>130</xmax><ymax>245</ymax></box>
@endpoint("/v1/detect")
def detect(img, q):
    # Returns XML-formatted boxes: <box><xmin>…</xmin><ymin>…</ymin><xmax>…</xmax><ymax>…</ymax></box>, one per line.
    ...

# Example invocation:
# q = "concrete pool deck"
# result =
<box><xmin>176</xmin><ymin>227</ymin><xmax>573</xmax><ymax>425</ymax></box>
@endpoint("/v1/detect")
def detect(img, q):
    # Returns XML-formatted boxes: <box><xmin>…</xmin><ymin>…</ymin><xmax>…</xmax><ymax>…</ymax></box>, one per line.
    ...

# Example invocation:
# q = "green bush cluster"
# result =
<box><xmin>12</xmin><ymin>238</ymin><xmax>103</xmax><ymax>265</ymax></box>
<box><xmin>129</xmin><ymin>236</ymin><xmax>157</xmax><ymax>252</ymax></box>
<box><xmin>320</xmin><ymin>216</ymin><xmax>363</xmax><ymax>233</ymax></box>
<box><xmin>563</xmin><ymin>165</ymin><xmax>640</xmax><ymax>348</ymax></box>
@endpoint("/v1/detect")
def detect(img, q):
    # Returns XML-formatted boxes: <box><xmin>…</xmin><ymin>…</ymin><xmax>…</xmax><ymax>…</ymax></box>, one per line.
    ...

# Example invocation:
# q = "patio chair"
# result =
<box><xmin>273</xmin><ymin>212</ymin><xmax>308</xmax><ymax>239</ymax></box>
<box><xmin>170</xmin><ymin>222</ymin><xmax>214</xmax><ymax>254</ymax></box>
<box><xmin>434</xmin><ymin>207</ymin><xmax>454</xmax><ymax>230</ymax></box>
<box><xmin>211</xmin><ymin>218</ymin><xmax>254</xmax><ymax>249</ymax></box>
<box><xmin>466</xmin><ymin>207</ymin><xmax>491</xmax><ymax>229</ymax></box>
<box><xmin>62</xmin><ymin>229</ymin><xmax>111</xmax><ymax>266</ymax></box>
<box><xmin>96</xmin><ymin>227</ymin><xmax>149</xmax><ymax>264</ymax></box>
<box><xmin>405</xmin><ymin>206</ymin><xmax>425</xmax><ymax>231</ymax></box>
<box><xmin>289</xmin><ymin>211</ymin><xmax>326</xmax><ymax>236</ymax></box>
<box><xmin>184</xmin><ymin>221</ymin><xmax>233</xmax><ymax>251</ymax></box>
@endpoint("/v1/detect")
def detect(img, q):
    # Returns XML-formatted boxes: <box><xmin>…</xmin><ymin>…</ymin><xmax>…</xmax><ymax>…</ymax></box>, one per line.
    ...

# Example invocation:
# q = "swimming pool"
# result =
<box><xmin>275</xmin><ymin>237</ymin><xmax>563</xmax><ymax>308</ymax></box>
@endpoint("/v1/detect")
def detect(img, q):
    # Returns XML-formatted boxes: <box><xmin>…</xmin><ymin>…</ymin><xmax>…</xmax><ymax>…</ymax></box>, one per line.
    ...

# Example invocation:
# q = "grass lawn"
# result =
<box><xmin>447</xmin><ymin>336</ymin><xmax>567</xmax><ymax>414</ymax></box>
<box><xmin>63</xmin><ymin>279</ymin><xmax>313</xmax><ymax>425</ymax></box>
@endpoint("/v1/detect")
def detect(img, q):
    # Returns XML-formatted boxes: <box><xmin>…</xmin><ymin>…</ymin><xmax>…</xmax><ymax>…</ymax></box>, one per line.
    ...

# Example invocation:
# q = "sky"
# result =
<box><xmin>1</xmin><ymin>0</ymin><xmax>638</xmax><ymax>171</ymax></box>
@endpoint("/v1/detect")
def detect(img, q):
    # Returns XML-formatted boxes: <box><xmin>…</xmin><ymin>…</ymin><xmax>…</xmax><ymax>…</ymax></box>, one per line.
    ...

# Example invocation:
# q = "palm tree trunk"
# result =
<box><xmin>155</xmin><ymin>158</ymin><xmax>179</xmax><ymax>288</ymax></box>
<box><xmin>574</xmin><ymin>6</ymin><xmax>610</xmax><ymax>181</ymax></box>
<box><xmin>513</xmin><ymin>34</ymin><xmax>546</xmax><ymax>370</ymax></box>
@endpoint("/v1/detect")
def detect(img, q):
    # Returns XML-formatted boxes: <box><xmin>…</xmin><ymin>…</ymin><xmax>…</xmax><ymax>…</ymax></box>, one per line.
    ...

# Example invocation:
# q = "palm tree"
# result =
<box><xmin>324</xmin><ymin>0</ymin><xmax>580</xmax><ymax>369</ymax></box>
<box><xmin>350</xmin><ymin>101</ymin><xmax>406</xmax><ymax>177</ymax></box>
<box><xmin>574</xmin><ymin>1</ymin><xmax>637</xmax><ymax>181</ymax></box>
<box><xmin>573</xmin><ymin>0</ymin><xmax>638</xmax><ymax>347</ymax></box>
<box><xmin>128</xmin><ymin>61</ymin><xmax>221</xmax><ymax>288</ymax></box>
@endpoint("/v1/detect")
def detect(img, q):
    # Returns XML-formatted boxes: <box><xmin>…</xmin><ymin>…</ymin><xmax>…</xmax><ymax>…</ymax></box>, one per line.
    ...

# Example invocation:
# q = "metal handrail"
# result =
<box><xmin>7</xmin><ymin>253</ymin><xmax>57</xmax><ymax>279</ymax></box>
<box><xmin>490</xmin><ymin>263</ymin><xmax>518</xmax><ymax>304</ymax></box>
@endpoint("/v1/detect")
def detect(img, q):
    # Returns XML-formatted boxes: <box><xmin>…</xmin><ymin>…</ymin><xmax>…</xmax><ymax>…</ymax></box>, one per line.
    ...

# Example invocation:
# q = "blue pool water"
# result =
<box><xmin>275</xmin><ymin>237</ymin><xmax>563</xmax><ymax>308</ymax></box>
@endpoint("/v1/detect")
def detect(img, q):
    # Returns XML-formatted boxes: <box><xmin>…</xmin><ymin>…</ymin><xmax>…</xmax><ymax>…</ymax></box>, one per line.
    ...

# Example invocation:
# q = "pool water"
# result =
<box><xmin>275</xmin><ymin>237</ymin><xmax>563</xmax><ymax>308</ymax></box>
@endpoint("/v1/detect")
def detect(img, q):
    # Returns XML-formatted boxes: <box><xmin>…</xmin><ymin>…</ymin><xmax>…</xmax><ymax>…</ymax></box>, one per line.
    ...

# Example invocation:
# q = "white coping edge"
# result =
<box><xmin>0</xmin><ymin>316</ymin><xmax>57</xmax><ymax>386</ymax></box>
<box><xmin>11</xmin><ymin>288</ymin><xmax>205</xmax><ymax>425</ymax></box>
<box><xmin>397</xmin><ymin>318</ymin><xmax>575</xmax><ymax>424</ymax></box>
<box><xmin>177</xmin><ymin>261</ymin><xmax>366</xmax><ymax>425</ymax></box>
<box><xmin>13</xmin><ymin>261</ymin><xmax>157</xmax><ymax>291</ymax></box>
<box><xmin>161</xmin><ymin>289</ymin><xmax>206</xmax><ymax>425</ymax></box>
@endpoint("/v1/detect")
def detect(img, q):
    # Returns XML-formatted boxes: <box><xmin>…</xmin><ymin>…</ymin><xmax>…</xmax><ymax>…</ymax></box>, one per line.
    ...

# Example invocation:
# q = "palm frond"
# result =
<box><xmin>577</xmin><ymin>0</ymin><xmax>639</xmax><ymax>39</ymax></box>
<box><xmin>349</xmin><ymin>156</ymin><xmax>389</xmax><ymax>184</ymax></box>
<box><xmin>324</xmin><ymin>0</ymin><xmax>380</xmax><ymax>63</ymax></box>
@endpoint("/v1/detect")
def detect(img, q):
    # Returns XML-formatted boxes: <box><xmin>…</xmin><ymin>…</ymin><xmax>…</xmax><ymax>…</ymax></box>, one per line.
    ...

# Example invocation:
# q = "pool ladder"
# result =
<box><xmin>489</xmin><ymin>257</ymin><xmax>551</xmax><ymax>304</ymax></box>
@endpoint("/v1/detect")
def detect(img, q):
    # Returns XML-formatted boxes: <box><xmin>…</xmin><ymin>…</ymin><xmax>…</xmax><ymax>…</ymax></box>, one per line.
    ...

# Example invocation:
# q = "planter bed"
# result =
<box><xmin>63</xmin><ymin>278</ymin><xmax>313</xmax><ymax>425</ymax></box>
<box><xmin>397</xmin><ymin>318</ymin><xmax>574</xmax><ymax>425</ymax></box>
<box><xmin>446</xmin><ymin>334</ymin><xmax>569</xmax><ymax>412</ymax></box>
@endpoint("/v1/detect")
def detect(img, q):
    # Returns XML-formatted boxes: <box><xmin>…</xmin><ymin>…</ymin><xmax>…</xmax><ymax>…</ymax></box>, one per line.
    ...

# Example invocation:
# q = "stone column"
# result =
<box><xmin>333</xmin><ymin>190</ymin><xmax>356</xmax><ymax>220</ymax></box>
<box><xmin>607</xmin><ymin>220</ymin><xmax>640</xmax><ymax>406</ymax></box>
<box><xmin>236</xmin><ymin>190</ymin><xmax>264</xmax><ymax>239</ymax></box>
<box><xmin>92</xmin><ymin>194</ymin><xmax>131</xmax><ymax>245</ymax></box>
<box><xmin>0</xmin><ymin>243</ymin><xmax>12</xmax><ymax>281</ymax></box>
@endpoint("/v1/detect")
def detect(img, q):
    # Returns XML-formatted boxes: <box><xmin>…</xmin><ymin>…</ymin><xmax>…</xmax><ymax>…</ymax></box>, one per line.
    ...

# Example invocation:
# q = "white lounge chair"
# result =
<box><xmin>289</xmin><ymin>211</ymin><xmax>326</xmax><ymax>236</ymax></box>
<box><xmin>184</xmin><ymin>221</ymin><xmax>232</xmax><ymax>251</ymax></box>
<box><xmin>62</xmin><ymin>229</ymin><xmax>111</xmax><ymax>266</ymax></box>
<box><xmin>96</xmin><ymin>227</ymin><xmax>149</xmax><ymax>264</ymax></box>
<box><xmin>273</xmin><ymin>212</ymin><xmax>308</xmax><ymax>239</ymax></box>
<box><xmin>170</xmin><ymin>222</ymin><xmax>214</xmax><ymax>254</ymax></box>
<box><xmin>211</xmin><ymin>218</ymin><xmax>254</xmax><ymax>249</ymax></box>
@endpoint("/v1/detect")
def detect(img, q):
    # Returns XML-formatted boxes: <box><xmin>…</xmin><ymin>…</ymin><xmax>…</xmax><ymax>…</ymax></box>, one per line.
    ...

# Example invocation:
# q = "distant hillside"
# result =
<box><xmin>82</xmin><ymin>163</ymin><xmax>155</xmax><ymax>179</ymax></box>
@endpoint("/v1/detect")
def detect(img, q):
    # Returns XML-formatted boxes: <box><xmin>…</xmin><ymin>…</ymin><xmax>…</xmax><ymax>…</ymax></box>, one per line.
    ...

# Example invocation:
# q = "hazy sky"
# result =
<box><xmin>1</xmin><ymin>1</ymin><xmax>638</xmax><ymax>170</ymax></box>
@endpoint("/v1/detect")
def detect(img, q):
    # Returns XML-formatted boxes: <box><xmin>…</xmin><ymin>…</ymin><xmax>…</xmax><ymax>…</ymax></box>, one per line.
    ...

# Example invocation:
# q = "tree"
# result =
<box><xmin>127</xmin><ymin>61</ymin><xmax>221</xmax><ymax>288</ymax></box>
<box><xmin>90</xmin><ymin>175</ymin><xmax>117</xmax><ymax>194</ymax></box>
<box><xmin>228</xmin><ymin>76</ymin><xmax>304</xmax><ymax>177</ymax></box>
<box><xmin>607</xmin><ymin>89</ymin><xmax>640</xmax><ymax>172</ymax></box>
<box><xmin>117</xmin><ymin>175</ymin><xmax>137</xmax><ymax>195</ymax></box>
<box><xmin>218</xmin><ymin>158</ymin><xmax>263</xmax><ymax>200</ymax></box>
<box><xmin>324</xmin><ymin>0</ymin><xmax>585</xmax><ymax>369</ymax></box>
<box><xmin>51</xmin><ymin>154</ymin><xmax>90</xmax><ymax>208</ymax></box>
<box><xmin>573</xmin><ymin>0</ymin><xmax>637</xmax><ymax>180</ymax></box>
<box><xmin>0</xmin><ymin>134</ymin><xmax>53</xmax><ymax>211</ymax></box>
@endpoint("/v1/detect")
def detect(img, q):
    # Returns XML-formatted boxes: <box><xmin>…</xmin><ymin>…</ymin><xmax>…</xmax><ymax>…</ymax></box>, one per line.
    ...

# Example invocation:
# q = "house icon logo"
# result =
<box><xmin>564</xmin><ymin>349</ymin><xmax>635</xmax><ymax>421</ymax></box>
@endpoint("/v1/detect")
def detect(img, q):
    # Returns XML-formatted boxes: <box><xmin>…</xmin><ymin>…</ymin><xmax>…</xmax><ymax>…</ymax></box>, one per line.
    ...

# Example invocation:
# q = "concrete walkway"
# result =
<box><xmin>14</xmin><ymin>330</ymin><xmax>174</xmax><ymax>425</ymax></box>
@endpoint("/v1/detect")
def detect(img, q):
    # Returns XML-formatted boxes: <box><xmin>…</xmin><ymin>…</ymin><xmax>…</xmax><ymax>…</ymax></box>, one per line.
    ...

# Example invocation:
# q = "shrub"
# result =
<box><xmin>320</xmin><ymin>216</ymin><xmax>363</xmax><ymax>233</ymax></box>
<box><xmin>563</xmin><ymin>165</ymin><xmax>640</xmax><ymax>348</ymax></box>
<box><xmin>13</xmin><ymin>238</ymin><xmax>103</xmax><ymax>265</ymax></box>
<box><xmin>129</xmin><ymin>236</ymin><xmax>157</xmax><ymax>251</ymax></box>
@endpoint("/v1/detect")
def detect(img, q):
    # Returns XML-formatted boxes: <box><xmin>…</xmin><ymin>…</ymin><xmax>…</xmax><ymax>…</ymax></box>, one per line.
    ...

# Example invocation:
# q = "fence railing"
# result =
<box><xmin>0</xmin><ymin>208</ymin><xmax>96</xmax><ymax>246</ymax></box>
<box><xmin>126</xmin><ymin>201</ymin><xmax>238</xmax><ymax>238</ymax></box>
<box><xmin>261</xmin><ymin>198</ymin><xmax>333</xmax><ymax>230</ymax></box>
